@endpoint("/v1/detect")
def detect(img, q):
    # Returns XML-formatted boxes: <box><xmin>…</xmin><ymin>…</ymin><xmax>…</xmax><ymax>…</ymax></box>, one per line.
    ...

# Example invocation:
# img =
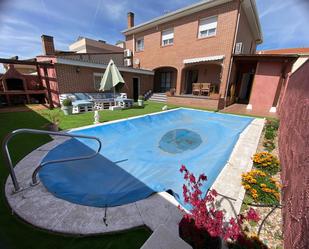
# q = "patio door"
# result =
<box><xmin>238</xmin><ymin>73</ymin><xmax>254</xmax><ymax>104</ymax></box>
<box><xmin>185</xmin><ymin>70</ymin><xmax>199</xmax><ymax>94</ymax></box>
<box><xmin>160</xmin><ymin>72</ymin><xmax>172</xmax><ymax>92</ymax></box>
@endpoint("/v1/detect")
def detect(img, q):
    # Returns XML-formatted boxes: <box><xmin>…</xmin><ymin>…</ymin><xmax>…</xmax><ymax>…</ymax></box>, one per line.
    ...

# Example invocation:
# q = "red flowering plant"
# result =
<box><xmin>178</xmin><ymin>165</ymin><xmax>264</xmax><ymax>249</ymax></box>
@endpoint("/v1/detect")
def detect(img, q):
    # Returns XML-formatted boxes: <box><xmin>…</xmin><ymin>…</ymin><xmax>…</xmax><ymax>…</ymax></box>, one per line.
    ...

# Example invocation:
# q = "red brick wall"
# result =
<box><xmin>278</xmin><ymin>60</ymin><xmax>309</xmax><ymax>249</ymax></box>
<box><xmin>24</xmin><ymin>75</ymin><xmax>42</xmax><ymax>90</ymax></box>
<box><xmin>167</xmin><ymin>96</ymin><xmax>219</xmax><ymax>110</ymax></box>
<box><xmin>55</xmin><ymin>64</ymin><xmax>153</xmax><ymax>99</ymax></box>
<box><xmin>125</xmin><ymin>0</ymin><xmax>240</xmax><ymax>96</ymax></box>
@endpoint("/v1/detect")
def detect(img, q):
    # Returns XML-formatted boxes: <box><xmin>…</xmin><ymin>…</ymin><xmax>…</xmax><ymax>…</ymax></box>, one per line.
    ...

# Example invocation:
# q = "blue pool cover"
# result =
<box><xmin>39</xmin><ymin>108</ymin><xmax>253</xmax><ymax>208</ymax></box>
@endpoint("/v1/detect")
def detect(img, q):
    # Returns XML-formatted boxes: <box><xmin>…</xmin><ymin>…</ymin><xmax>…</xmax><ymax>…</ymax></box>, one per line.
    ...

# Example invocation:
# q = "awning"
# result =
<box><xmin>183</xmin><ymin>55</ymin><xmax>225</xmax><ymax>64</ymax></box>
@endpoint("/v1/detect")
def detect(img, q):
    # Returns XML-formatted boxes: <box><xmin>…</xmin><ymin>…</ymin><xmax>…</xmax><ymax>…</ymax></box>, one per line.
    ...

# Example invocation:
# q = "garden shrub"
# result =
<box><xmin>265</xmin><ymin>119</ymin><xmax>279</xmax><ymax>131</ymax></box>
<box><xmin>252</xmin><ymin>152</ymin><xmax>280</xmax><ymax>175</ymax></box>
<box><xmin>227</xmin><ymin>234</ymin><xmax>268</xmax><ymax>249</ymax></box>
<box><xmin>263</xmin><ymin>139</ymin><xmax>275</xmax><ymax>152</ymax></box>
<box><xmin>241</xmin><ymin>169</ymin><xmax>281</xmax><ymax>205</ymax></box>
<box><xmin>178</xmin><ymin>165</ymin><xmax>266</xmax><ymax>249</ymax></box>
<box><xmin>264</xmin><ymin>129</ymin><xmax>276</xmax><ymax>140</ymax></box>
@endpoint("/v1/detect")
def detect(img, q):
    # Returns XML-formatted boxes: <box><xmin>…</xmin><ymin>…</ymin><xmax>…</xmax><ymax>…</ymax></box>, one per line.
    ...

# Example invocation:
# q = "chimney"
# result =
<box><xmin>41</xmin><ymin>35</ymin><xmax>55</xmax><ymax>55</ymax></box>
<box><xmin>127</xmin><ymin>12</ymin><xmax>134</xmax><ymax>29</ymax></box>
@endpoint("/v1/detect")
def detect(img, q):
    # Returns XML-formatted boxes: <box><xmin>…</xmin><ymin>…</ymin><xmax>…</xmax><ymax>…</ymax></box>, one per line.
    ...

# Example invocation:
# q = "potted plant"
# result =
<box><xmin>42</xmin><ymin>110</ymin><xmax>61</xmax><ymax>131</ymax></box>
<box><xmin>170</xmin><ymin>88</ymin><xmax>176</xmax><ymax>96</ymax></box>
<box><xmin>61</xmin><ymin>98</ymin><xmax>73</xmax><ymax>115</ymax></box>
<box><xmin>166</xmin><ymin>88</ymin><xmax>175</xmax><ymax>97</ymax></box>
<box><xmin>138</xmin><ymin>95</ymin><xmax>144</xmax><ymax>107</ymax></box>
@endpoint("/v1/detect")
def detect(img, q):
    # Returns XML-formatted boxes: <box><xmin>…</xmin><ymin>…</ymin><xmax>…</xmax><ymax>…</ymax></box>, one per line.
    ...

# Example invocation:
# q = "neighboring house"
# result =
<box><xmin>123</xmin><ymin>0</ymin><xmax>263</xmax><ymax>109</ymax></box>
<box><xmin>69</xmin><ymin>37</ymin><xmax>125</xmax><ymax>53</ymax></box>
<box><xmin>0</xmin><ymin>35</ymin><xmax>154</xmax><ymax>107</ymax></box>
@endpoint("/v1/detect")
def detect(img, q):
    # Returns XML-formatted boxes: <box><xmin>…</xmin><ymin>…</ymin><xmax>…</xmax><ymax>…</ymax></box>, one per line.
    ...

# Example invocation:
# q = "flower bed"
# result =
<box><xmin>239</xmin><ymin>119</ymin><xmax>283</xmax><ymax>249</ymax></box>
<box><xmin>263</xmin><ymin>120</ymin><xmax>279</xmax><ymax>152</ymax></box>
<box><xmin>252</xmin><ymin>152</ymin><xmax>280</xmax><ymax>175</ymax></box>
<box><xmin>241</xmin><ymin>170</ymin><xmax>281</xmax><ymax>205</ymax></box>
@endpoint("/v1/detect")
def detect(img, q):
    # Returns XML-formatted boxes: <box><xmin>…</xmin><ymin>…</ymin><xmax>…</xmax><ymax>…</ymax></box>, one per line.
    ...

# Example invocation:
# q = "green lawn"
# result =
<box><xmin>0</xmin><ymin>101</ymin><xmax>184</xmax><ymax>249</ymax></box>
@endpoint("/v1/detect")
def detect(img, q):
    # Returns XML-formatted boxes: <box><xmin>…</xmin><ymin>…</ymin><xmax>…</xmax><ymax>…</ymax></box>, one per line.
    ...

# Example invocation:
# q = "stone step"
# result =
<box><xmin>149</xmin><ymin>93</ymin><xmax>167</xmax><ymax>102</ymax></box>
<box><xmin>141</xmin><ymin>224</ymin><xmax>192</xmax><ymax>249</ymax></box>
<box><xmin>149</xmin><ymin>98</ymin><xmax>167</xmax><ymax>102</ymax></box>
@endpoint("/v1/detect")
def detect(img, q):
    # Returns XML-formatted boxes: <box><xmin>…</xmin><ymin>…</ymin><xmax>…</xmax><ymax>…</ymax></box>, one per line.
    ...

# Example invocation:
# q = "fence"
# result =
<box><xmin>278</xmin><ymin>60</ymin><xmax>309</xmax><ymax>249</ymax></box>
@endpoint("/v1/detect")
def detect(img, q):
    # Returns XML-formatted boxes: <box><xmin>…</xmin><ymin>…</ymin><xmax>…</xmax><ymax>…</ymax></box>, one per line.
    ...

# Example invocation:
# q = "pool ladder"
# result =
<box><xmin>2</xmin><ymin>128</ymin><xmax>102</xmax><ymax>193</ymax></box>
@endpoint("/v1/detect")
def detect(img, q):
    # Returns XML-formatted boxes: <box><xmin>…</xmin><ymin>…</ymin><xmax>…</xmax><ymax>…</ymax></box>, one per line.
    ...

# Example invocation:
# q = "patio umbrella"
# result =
<box><xmin>99</xmin><ymin>59</ymin><xmax>125</xmax><ymax>98</ymax></box>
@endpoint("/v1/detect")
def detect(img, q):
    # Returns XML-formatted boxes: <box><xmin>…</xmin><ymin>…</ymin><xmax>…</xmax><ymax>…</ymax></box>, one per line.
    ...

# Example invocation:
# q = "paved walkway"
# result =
<box><xmin>0</xmin><ymin>104</ymin><xmax>48</xmax><ymax>113</ymax></box>
<box><xmin>221</xmin><ymin>103</ymin><xmax>278</xmax><ymax>118</ymax></box>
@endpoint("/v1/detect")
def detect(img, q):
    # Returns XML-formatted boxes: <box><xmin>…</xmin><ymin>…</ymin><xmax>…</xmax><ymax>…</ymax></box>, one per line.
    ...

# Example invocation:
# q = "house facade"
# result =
<box><xmin>0</xmin><ymin>35</ymin><xmax>154</xmax><ymax>107</ymax></box>
<box><xmin>123</xmin><ymin>0</ymin><xmax>262</xmax><ymax>109</ymax></box>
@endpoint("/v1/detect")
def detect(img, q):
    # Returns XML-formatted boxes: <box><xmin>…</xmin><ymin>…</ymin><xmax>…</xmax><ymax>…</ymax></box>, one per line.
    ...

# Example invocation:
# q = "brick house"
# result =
<box><xmin>122</xmin><ymin>0</ymin><xmax>263</xmax><ymax>110</ymax></box>
<box><xmin>36</xmin><ymin>35</ymin><xmax>154</xmax><ymax>106</ymax></box>
<box><xmin>1</xmin><ymin>35</ymin><xmax>154</xmax><ymax>107</ymax></box>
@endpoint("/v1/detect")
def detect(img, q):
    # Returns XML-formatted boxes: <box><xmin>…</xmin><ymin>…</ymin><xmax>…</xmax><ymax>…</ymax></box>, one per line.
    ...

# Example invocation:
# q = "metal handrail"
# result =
<box><xmin>2</xmin><ymin>128</ymin><xmax>102</xmax><ymax>193</ymax></box>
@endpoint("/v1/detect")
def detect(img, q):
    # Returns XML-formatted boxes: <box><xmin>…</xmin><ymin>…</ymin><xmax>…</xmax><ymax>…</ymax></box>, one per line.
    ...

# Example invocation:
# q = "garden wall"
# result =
<box><xmin>278</xmin><ymin>60</ymin><xmax>309</xmax><ymax>249</ymax></box>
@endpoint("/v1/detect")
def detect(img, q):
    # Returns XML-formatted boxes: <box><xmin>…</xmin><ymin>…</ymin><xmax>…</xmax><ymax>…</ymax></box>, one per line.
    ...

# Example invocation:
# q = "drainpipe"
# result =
<box><xmin>132</xmin><ymin>34</ymin><xmax>135</xmax><ymax>57</ymax></box>
<box><xmin>223</xmin><ymin>0</ymin><xmax>242</xmax><ymax>107</ymax></box>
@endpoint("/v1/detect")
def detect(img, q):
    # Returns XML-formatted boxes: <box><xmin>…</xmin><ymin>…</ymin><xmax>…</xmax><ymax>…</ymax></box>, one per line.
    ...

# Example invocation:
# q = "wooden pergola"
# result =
<box><xmin>0</xmin><ymin>58</ymin><xmax>54</xmax><ymax>109</ymax></box>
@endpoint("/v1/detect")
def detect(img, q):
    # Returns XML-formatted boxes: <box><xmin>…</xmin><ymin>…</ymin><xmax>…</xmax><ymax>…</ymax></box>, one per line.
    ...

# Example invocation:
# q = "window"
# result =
<box><xmin>198</xmin><ymin>16</ymin><xmax>218</xmax><ymax>38</ymax></box>
<box><xmin>162</xmin><ymin>29</ymin><xmax>174</xmax><ymax>46</ymax></box>
<box><xmin>235</xmin><ymin>42</ymin><xmax>243</xmax><ymax>54</ymax></box>
<box><xmin>136</xmin><ymin>37</ymin><xmax>144</xmax><ymax>51</ymax></box>
<box><xmin>93</xmin><ymin>73</ymin><xmax>103</xmax><ymax>90</ymax></box>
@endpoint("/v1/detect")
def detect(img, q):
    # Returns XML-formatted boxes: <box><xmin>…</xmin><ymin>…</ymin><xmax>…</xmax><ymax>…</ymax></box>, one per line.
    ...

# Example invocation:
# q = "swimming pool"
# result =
<box><xmin>39</xmin><ymin>108</ymin><xmax>253</xmax><ymax>208</ymax></box>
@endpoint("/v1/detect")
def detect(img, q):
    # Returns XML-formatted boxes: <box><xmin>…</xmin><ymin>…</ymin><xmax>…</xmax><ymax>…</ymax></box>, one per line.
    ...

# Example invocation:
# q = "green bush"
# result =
<box><xmin>62</xmin><ymin>98</ymin><xmax>72</xmax><ymax>106</ymax></box>
<box><xmin>265</xmin><ymin>119</ymin><xmax>279</xmax><ymax>132</ymax></box>
<box><xmin>138</xmin><ymin>95</ymin><xmax>145</xmax><ymax>100</ymax></box>
<box><xmin>265</xmin><ymin>129</ymin><xmax>276</xmax><ymax>140</ymax></box>
<box><xmin>263</xmin><ymin>139</ymin><xmax>275</xmax><ymax>152</ymax></box>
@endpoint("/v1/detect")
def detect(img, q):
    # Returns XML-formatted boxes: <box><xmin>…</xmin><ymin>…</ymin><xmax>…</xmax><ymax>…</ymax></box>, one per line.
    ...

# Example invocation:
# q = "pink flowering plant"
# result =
<box><xmin>178</xmin><ymin>165</ymin><xmax>262</xmax><ymax>249</ymax></box>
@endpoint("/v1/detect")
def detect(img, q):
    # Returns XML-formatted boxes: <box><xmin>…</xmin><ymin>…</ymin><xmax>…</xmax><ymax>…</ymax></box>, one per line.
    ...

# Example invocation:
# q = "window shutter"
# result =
<box><xmin>162</xmin><ymin>29</ymin><xmax>174</xmax><ymax>41</ymax></box>
<box><xmin>199</xmin><ymin>16</ymin><xmax>217</xmax><ymax>32</ymax></box>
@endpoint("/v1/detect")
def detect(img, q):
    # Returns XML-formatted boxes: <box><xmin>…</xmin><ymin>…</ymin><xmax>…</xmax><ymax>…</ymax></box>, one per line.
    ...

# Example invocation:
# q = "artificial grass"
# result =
<box><xmin>0</xmin><ymin>101</ymin><xmax>178</xmax><ymax>249</ymax></box>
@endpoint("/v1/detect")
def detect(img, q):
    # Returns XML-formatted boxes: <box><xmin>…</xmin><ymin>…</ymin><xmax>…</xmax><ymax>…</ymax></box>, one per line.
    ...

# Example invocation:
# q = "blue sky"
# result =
<box><xmin>0</xmin><ymin>0</ymin><xmax>308</xmax><ymax>60</ymax></box>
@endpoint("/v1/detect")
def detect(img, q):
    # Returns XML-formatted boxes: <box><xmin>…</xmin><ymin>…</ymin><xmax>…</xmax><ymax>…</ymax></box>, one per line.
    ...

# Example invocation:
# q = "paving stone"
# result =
<box><xmin>141</xmin><ymin>224</ymin><xmax>192</xmax><ymax>249</ymax></box>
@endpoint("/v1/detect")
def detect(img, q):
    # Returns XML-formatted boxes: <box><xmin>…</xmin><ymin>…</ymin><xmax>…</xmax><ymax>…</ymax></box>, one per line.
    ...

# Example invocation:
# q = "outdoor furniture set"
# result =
<box><xmin>192</xmin><ymin>83</ymin><xmax>216</xmax><ymax>96</ymax></box>
<box><xmin>59</xmin><ymin>92</ymin><xmax>133</xmax><ymax>114</ymax></box>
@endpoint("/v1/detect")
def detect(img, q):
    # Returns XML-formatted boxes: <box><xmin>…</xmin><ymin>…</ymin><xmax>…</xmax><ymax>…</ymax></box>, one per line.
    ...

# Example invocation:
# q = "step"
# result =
<box><xmin>149</xmin><ymin>98</ymin><xmax>167</xmax><ymax>102</ymax></box>
<box><xmin>141</xmin><ymin>224</ymin><xmax>192</xmax><ymax>249</ymax></box>
<box><xmin>149</xmin><ymin>94</ymin><xmax>167</xmax><ymax>101</ymax></box>
<box><xmin>149</xmin><ymin>95</ymin><xmax>167</xmax><ymax>100</ymax></box>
